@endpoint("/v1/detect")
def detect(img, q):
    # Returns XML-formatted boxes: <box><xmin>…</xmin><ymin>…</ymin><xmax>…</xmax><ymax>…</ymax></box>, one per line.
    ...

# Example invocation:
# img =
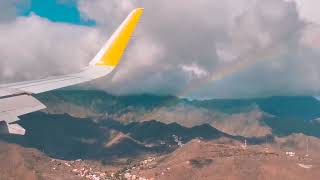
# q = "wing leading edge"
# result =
<box><xmin>0</xmin><ymin>8</ymin><xmax>144</xmax><ymax>135</ymax></box>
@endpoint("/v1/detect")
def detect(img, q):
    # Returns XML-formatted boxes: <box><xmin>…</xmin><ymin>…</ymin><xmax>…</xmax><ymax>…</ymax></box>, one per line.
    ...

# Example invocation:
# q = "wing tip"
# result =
<box><xmin>89</xmin><ymin>7</ymin><xmax>144</xmax><ymax>68</ymax></box>
<box><xmin>135</xmin><ymin>7</ymin><xmax>144</xmax><ymax>12</ymax></box>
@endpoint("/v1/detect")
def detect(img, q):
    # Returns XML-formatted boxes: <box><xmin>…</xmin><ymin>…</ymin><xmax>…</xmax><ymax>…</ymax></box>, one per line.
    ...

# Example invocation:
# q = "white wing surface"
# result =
<box><xmin>0</xmin><ymin>8</ymin><xmax>144</xmax><ymax>135</ymax></box>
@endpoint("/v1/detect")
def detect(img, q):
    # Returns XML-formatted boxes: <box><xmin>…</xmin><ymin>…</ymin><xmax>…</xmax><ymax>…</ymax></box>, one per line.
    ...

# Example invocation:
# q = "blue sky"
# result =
<box><xmin>19</xmin><ymin>0</ymin><xmax>94</xmax><ymax>25</ymax></box>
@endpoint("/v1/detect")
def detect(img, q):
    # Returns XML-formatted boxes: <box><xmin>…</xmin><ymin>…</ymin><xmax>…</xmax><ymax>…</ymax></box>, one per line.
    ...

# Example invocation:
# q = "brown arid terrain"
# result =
<box><xmin>131</xmin><ymin>139</ymin><xmax>320</xmax><ymax>180</ymax></box>
<box><xmin>1</xmin><ymin>91</ymin><xmax>320</xmax><ymax>180</ymax></box>
<box><xmin>0</xmin><ymin>141</ymin><xmax>84</xmax><ymax>180</ymax></box>
<box><xmin>1</xmin><ymin>135</ymin><xmax>320</xmax><ymax>180</ymax></box>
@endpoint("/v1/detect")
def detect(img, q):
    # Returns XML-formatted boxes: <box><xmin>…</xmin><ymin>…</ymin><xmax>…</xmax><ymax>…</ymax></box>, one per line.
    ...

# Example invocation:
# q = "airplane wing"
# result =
<box><xmin>0</xmin><ymin>8</ymin><xmax>144</xmax><ymax>135</ymax></box>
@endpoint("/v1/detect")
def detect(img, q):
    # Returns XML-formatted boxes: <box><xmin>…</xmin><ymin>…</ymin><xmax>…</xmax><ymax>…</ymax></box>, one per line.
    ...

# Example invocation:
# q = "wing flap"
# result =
<box><xmin>0</xmin><ymin>94</ymin><xmax>46</xmax><ymax>135</ymax></box>
<box><xmin>0</xmin><ymin>66</ymin><xmax>114</xmax><ymax>94</ymax></box>
<box><xmin>0</xmin><ymin>95</ymin><xmax>46</xmax><ymax>122</ymax></box>
<box><xmin>0</xmin><ymin>113</ymin><xmax>20</xmax><ymax>124</ymax></box>
<box><xmin>7</xmin><ymin>124</ymin><xmax>26</xmax><ymax>135</ymax></box>
<box><xmin>0</xmin><ymin>122</ymin><xmax>26</xmax><ymax>135</ymax></box>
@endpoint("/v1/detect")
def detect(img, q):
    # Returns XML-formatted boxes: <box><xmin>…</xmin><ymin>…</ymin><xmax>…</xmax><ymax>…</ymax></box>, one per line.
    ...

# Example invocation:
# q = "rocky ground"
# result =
<box><xmin>120</xmin><ymin>139</ymin><xmax>320</xmax><ymax>180</ymax></box>
<box><xmin>1</xmin><ymin>136</ymin><xmax>319</xmax><ymax>180</ymax></box>
<box><xmin>2</xmin><ymin>91</ymin><xmax>320</xmax><ymax>179</ymax></box>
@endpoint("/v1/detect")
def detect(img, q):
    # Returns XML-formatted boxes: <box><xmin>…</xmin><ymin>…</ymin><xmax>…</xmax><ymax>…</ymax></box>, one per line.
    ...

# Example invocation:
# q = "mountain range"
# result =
<box><xmin>1</xmin><ymin>90</ymin><xmax>320</xmax><ymax>179</ymax></box>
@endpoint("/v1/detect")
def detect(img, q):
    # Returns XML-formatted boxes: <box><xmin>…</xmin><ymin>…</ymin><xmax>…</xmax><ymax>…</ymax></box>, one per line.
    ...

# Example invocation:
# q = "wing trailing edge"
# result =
<box><xmin>0</xmin><ymin>8</ymin><xmax>144</xmax><ymax>135</ymax></box>
<box><xmin>0</xmin><ymin>94</ymin><xmax>46</xmax><ymax>135</ymax></box>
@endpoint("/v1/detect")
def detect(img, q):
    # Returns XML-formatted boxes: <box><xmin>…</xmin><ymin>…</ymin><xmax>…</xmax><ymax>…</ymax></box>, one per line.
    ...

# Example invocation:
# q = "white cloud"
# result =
<box><xmin>1</xmin><ymin>0</ymin><xmax>320</xmax><ymax>99</ymax></box>
<box><xmin>0</xmin><ymin>0</ymin><xmax>29</xmax><ymax>22</ymax></box>
<box><xmin>181</xmin><ymin>64</ymin><xmax>209</xmax><ymax>79</ymax></box>
<box><xmin>0</xmin><ymin>14</ymin><xmax>101</xmax><ymax>82</ymax></box>
<box><xmin>286</xmin><ymin>0</ymin><xmax>320</xmax><ymax>24</ymax></box>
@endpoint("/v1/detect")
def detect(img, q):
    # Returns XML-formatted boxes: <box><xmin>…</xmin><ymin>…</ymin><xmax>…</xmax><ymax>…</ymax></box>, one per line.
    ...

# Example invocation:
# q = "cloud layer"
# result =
<box><xmin>1</xmin><ymin>0</ymin><xmax>320</xmax><ymax>98</ymax></box>
<box><xmin>0</xmin><ymin>15</ymin><xmax>102</xmax><ymax>82</ymax></box>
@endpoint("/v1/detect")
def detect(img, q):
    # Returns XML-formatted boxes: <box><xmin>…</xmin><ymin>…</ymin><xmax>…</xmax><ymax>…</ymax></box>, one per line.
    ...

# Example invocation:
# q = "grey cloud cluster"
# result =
<box><xmin>0</xmin><ymin>0</ymin><xmax>29</xmax><ymax>22</ymax></box>
<box><xmin>1</xmin><ymin>0</ymin><xmax>320</xmax><ymax>98</ymax></box>
<box><xmin>0</xmin><ymin>15</ymin><xmax>101</xmax><ymax>83</ymax></box>
<box><xmin>79</xmin><ymin>0</ymin><xmax>319</xmax><ymax>98</ymax></box>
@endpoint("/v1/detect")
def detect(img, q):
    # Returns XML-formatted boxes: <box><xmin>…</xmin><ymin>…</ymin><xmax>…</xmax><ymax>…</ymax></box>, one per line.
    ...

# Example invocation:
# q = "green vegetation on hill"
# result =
<box><xmin>35</xmin><ymin>90</ymin><xmax>320</xmax><ymax>138</ymax></box>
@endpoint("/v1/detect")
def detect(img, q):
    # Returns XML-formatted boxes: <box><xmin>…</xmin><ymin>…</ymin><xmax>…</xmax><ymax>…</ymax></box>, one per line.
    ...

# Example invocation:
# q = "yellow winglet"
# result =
<box><xmin>90</xmin><ymin>8</ymin><xmax>144</xmax><ymax>67</ymax></box>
